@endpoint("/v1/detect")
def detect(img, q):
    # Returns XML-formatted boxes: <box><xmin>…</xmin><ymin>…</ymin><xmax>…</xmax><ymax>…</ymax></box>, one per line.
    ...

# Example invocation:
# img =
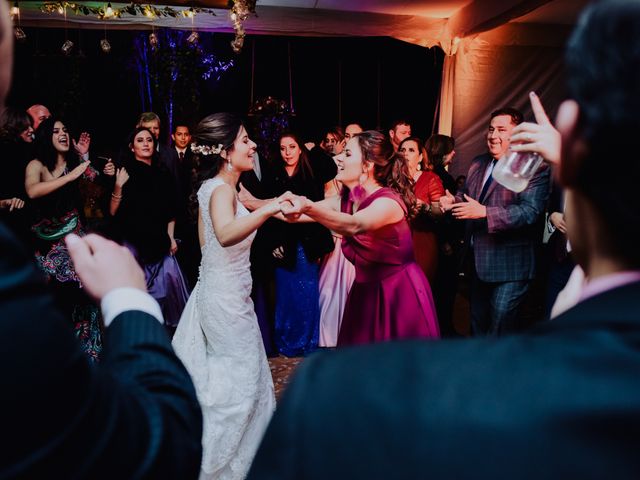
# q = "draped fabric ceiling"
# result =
<box><xmin>18</xmin><ymin>0</ymin><xmax>590</xmax><ymax>175</ymax></box>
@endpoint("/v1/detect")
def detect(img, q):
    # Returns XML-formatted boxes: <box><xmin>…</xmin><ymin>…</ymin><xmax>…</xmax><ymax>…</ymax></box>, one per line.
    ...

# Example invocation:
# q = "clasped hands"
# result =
<box><xmin>274</xmin><ymin>191</ymin><xmax>309</xmax><ymax>222</ymax></box>
<box><xmin>439</xmin><ymin>190</ymin><xmax>487</xmax><ymax>220</ymax></box>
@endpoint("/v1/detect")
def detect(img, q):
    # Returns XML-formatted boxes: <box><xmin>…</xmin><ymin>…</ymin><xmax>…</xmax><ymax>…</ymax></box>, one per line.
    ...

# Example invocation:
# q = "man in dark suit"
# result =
<box><xmin>440</xmin><ymin>108</ymin><xmax>550</xmax><ymax>335</ymax></box>
<box><xmin>1</xmin><ymin>228</ymin><xmax>203</xmax><ymax>478</ymax></box>
<box><xmin>0</xmin><ymin>9</ymin><xmax>202</xmax><ymax>473</ymax></box>
<box><xmin>248</xmin><ymin>1</ymin><xmax>640</xmax><ymax>478</ymax></box>
<box><xmin>168</xmin><ymin>122</ymin><xmax>200</xmax><ymax>289</ymax></box>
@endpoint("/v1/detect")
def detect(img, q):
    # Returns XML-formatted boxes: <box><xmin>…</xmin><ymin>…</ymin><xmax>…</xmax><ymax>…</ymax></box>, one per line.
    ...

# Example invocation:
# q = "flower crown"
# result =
<box><xmin>190</xmin><ymin>142</ymin><xmax>224</xmax><ymax>156</ymax></box>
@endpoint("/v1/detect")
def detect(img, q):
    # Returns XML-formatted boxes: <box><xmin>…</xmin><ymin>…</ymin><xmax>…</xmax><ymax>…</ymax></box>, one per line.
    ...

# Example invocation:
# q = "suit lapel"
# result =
<box><xmin>482</xmin><ymin>178</ymin><xmax>499</xmax><ymax>204</ymax></box>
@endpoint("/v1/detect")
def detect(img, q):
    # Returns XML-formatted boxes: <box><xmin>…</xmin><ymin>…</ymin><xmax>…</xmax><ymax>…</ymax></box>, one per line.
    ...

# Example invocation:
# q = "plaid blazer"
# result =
<box><xmin>456</xmin><ymin>153</ymin><xmax>550</xmax><ymax>282</ymax></box>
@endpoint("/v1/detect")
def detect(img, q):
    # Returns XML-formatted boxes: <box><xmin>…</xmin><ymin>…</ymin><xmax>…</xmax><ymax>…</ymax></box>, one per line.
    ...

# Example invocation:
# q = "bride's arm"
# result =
<box><xmin>210</xmin><ymin>183</ymin><xmax>280</xmax><ymax>247</ymax></box>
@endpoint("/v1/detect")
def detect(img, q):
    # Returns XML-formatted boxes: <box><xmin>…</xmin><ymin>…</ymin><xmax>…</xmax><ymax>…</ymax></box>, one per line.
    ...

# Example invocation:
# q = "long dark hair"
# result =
<box><xmin>189</xmin><ymin>112</ymin><xmax>244</xmax><ymax>215</ymax></box>
<box><xmin>425</xmin><ymin>134</ymin><xmax>455</xmax><ymax>170</ymax></box>
<box><xmin>398</xmin><ymin>136</ymin><xmax>427</xmax><ymax>171</ymax></box>
<box><xmin>355</xmin><ymin>130</ymin><xmax>416</xmax><ymax>216</ymax></box>
<box><xmin>278</xmin><ymin>131</ymin><xmax>314</xmax><ymax>180</ymax></box>
<box><xmin>125</xmin><ymin>127</ymin><xmax>158</xmax><ymax>166</ymax></box>
<box><xmin>34</xmin><ymin>117</ymin><xmax>77</xmax><ymax>173</ymax></box>
<box><xmin>0</xmin><ymin>107</ymin><xmax>31</xmax><ymax>141</ymax></box>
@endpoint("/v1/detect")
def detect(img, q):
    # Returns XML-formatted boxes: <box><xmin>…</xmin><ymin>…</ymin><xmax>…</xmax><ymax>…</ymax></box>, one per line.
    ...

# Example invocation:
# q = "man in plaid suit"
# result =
<box><xmin>441</xmin><ymin>109</ymin><xmax>550</xmax><ymax>335</ymax></box>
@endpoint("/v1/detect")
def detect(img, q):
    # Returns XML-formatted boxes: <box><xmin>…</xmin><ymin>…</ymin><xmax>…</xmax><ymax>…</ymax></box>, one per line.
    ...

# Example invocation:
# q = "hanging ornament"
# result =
<box><xmin>61</xmin><ymin>39</ymin><xmax>74</xmax><ymax>55</ymax></box>
<box><xmin>100</xmin><ymin>38</ymin><xmax>111</xmax><ymax>54</ymax></box>
<box><xmin>186</xmin><ymin>31</ymin><xmax>199</xmax><ymax>46</ymax></box>
<box><xmin>14</xmin><ymin>27</ymin><xmax>26</xmax><ymax>41</ymax></box>
<box><xmin>149</xmin><ymin>32</ymin><xmax>159</xmax><ymax>50</ymax></box>
<box><xmin>229</xmin><ymin>0</ymin><xmax>253</xmax><ymax>53</ymax></box>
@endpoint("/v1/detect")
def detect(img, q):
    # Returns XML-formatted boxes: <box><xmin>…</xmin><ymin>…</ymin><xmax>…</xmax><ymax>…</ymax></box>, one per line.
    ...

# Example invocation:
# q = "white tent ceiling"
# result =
<box><xmin>17</xmin><ymin>0</ymin><xmax>589</xmax><ymax>48</ymax></box>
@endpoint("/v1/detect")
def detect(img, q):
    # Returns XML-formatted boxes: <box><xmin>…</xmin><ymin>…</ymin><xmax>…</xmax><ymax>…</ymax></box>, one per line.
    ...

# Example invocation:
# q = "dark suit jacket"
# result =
<box><xmin>0</xmin><ymin>223</ymin><xmax>202</xmax><ymax>479</ymax></box>
<box><xmin>457</xmin><ymin>153</ymin><xmax>550</xmax><ymax>282</ymax></box>
<box><xmin>248</xmin><ymin>280</ymin><xmax>640</xmax><ymax>479</ymax></box>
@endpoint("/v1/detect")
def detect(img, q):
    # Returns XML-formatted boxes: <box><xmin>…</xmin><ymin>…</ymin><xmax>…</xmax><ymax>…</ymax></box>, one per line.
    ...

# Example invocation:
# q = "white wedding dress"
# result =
<box><xmin>172</xmin><ymin>177</ymin><xmax>275</xmax><ymax>480</ymax></box>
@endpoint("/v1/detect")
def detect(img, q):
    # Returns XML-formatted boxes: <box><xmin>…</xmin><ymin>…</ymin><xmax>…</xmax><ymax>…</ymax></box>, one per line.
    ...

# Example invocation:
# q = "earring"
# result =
<box><xmin>350</xmin><ymin>168</ymin><xmax>368</xmax><ymax>204</ymax></box>
<box><xmin>226</xmin><ymin>160</ymin><xmax>233</xmax><ymax>172</ymax></box>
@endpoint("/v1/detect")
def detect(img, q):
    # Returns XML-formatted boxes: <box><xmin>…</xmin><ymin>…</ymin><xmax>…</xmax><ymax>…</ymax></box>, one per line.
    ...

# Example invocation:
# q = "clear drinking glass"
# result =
<box><xmin>492</xmin><ymin>150</ymin><xmax>544</xmax><ymax>193</ymax></box>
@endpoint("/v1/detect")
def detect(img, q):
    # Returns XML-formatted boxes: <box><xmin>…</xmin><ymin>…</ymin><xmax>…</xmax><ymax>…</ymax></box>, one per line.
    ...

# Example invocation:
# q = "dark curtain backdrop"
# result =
<box><xmin>9</xmin><ymin>27</ymin><xmax>443</xmax><ymax>158</ymax></box>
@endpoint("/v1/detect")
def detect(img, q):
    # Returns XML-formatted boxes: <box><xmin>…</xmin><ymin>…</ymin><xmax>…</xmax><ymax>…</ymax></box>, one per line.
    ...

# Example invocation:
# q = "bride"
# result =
<box><xmin>172</xmin><ymin>113</ymin><xmax>282</xmax><ymax>479</ymax></box>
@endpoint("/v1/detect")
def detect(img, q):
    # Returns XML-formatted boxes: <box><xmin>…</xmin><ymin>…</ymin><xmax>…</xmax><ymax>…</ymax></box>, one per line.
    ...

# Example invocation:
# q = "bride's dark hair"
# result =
<box><xmin>189</xmin><ymin>113</ymin><xmax>244</xmax><ymax>218</ymax></box>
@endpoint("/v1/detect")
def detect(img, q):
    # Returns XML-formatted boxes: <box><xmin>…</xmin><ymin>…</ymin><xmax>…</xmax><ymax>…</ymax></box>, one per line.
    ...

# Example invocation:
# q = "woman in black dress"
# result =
<box><xmin>109</xmin><ymin>127</ymin><xmax>189</xmax><ymax>330</ymax></box>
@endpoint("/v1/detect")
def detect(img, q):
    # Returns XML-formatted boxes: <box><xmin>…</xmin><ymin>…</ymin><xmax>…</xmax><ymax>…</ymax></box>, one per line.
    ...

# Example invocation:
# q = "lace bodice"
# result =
<box><xmin>197</xmin><ymin>177</ymin><xmax>256</xmax><ymax>283</ymax></box>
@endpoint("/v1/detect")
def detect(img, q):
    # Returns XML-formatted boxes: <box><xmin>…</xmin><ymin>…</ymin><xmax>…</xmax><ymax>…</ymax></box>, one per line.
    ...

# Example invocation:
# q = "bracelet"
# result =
<box><xmin>111</xmin><ymin>192</ymin><xmax>122</xmax><ymax>200</ymax></box>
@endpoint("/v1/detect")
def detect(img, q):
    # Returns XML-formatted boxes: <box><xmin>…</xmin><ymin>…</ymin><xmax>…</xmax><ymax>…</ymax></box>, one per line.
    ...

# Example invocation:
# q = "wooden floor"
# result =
<box><xmin>268</xmin><ymin>355</ymin><xmax>304</xmax><ymax>400</ymax></box>
<box><xmin>267</xmin><ymin>274</ymin><xmax>547</xmax><ymax>401</ymax></box>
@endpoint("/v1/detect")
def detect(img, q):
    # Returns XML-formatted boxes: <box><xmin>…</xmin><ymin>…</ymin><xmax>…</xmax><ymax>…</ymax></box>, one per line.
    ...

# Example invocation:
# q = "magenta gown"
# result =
<box><xmin>338</xmin><ymin>187</ymin><xmax>440</xmax><ymax>345</ymax></box>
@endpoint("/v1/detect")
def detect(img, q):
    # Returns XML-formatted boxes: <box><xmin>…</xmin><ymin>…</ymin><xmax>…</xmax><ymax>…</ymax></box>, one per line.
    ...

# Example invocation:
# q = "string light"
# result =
<box><xmin>104</xmin><ymin>2</ymin><xmax>114</xmax><ymax>18</ymax></box>
<box><xmin>10</xmin><ymin>2</ymin><xmax>20</xmax><ymax>18</ymax></box>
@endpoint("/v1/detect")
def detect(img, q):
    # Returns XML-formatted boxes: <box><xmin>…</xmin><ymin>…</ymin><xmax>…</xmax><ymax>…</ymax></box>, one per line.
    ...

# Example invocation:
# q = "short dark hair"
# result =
<box><xmin>490</xmin><ymin>108</ymin><xmax>523</xmax><ymax>126</ymax></box>
<box><xmin>564</xmin><ymin>0</ymin><xmax>640</xmax><ymax>266</ymax></box>
<box><xmin>389</xmin><ymin>119</ymin><xmax>411</xmax><ymax>132</ymax></box>
<box><xmin>172</xmin><ymin>123</ymin><xmax>191</xmax><ymax>134</ymax></box>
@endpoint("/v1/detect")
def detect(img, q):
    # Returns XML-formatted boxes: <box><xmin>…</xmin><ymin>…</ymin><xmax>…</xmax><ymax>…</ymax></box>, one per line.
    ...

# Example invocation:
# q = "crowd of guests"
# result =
<box><xmin>1</xmin><ymin>90</ymin><xmax>570</xmax><ymax>361</ymax></box>
<box><xmin>3</xmin><ymin>0</ymin><xmax>640</xmax><ymax>478</ymax></box>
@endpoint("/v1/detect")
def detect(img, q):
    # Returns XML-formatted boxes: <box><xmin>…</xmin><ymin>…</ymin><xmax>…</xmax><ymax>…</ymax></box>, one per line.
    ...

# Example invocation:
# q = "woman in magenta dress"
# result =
<box><xmin>280</xmin><ymin>130</ymin><xmax>439</xmax><ymax>345</ymax></box>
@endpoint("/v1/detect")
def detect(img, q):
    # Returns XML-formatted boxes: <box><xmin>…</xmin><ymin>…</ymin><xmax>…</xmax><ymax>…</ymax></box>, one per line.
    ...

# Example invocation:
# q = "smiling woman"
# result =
<box><xmin>24</xmin><ymin>116</ymin><xmax>102</xmax><ymax>361</ymax></box>
<box><xmin>108</xmin><ymin>127</ymin><xmax>189</xmax><ymax>330</ymax></box>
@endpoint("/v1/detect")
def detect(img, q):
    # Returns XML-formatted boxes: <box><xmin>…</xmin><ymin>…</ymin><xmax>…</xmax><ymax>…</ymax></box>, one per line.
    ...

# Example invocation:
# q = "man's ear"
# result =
<box><xmin>555</xmin><ymin>99</ymin><xmax>589</xmax><ymax>188</ymax></box>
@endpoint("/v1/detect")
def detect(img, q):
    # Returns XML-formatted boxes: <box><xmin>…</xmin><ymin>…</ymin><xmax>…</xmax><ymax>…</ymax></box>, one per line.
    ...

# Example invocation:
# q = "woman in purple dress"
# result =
<box><xmin>280</xmin><ymin>130</ymin><xmax>439</xmax><ymax>345</ymax></box>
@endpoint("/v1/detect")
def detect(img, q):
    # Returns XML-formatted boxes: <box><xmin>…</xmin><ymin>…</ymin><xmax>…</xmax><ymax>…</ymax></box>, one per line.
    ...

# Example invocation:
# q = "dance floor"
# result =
<box><xmin>266</xmin><ymin>274</ymin><xmax>545</xmax><ymax>402</ymax></box>
<box><xmin>268</xmin><ymin>356</ymin><xmax>304</xmax><ymax>400</ymax></box>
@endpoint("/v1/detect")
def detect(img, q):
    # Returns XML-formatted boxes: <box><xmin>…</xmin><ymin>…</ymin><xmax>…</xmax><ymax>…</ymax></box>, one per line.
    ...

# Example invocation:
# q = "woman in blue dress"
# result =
<box><xmin>249</xmin><ymin>132</ymin><xmax>336</xmax><ymax>356</ymax></box>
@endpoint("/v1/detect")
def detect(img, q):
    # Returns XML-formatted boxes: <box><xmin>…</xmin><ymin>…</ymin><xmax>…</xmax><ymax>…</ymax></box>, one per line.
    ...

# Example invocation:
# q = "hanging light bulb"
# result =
<box><xmin>14</xmin><ymin>27</ymin><xmax>26</xmax><ymax>41</ymax></box>
<box><xmin>144</xmin><ymin>6</ymin><xmax>155</xmax><ymax>18</ymax></box>
<box><xmin>186</xmin><ymin>31</ymin><xmax>199</xmax><ymax>45</ymax></box>
<box><xmin>61</xmin><ymin>39</ymin><xmax>74</xmax><ymax>55</ymax></box>
<box><xmin>149</xmin><ymin>32</ymin><xmax>159</xmax><ymax>50</ymax></box>
<box><xmin>100</xmin><ymin>38</ymin><xmax>111</xmax><ymax>53</ymax></box>
<box><xmin>104</xmin><ymin>2</ymin><xmax>114</xmax><ymax>18</ymax></box>
<box><xmin>10</xmin><ymin>2</ymin><xmax>19</xmax><ymax>18</ymax></box>
<box><xmin>58</xmin><ymin>5</ymin><xmax>65</xmax><ymax>15</ymax></box>
<box><xmin>185</xmin><ymin>7</ymin><xmax>195</xmax><ymax>19</ymax></box>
